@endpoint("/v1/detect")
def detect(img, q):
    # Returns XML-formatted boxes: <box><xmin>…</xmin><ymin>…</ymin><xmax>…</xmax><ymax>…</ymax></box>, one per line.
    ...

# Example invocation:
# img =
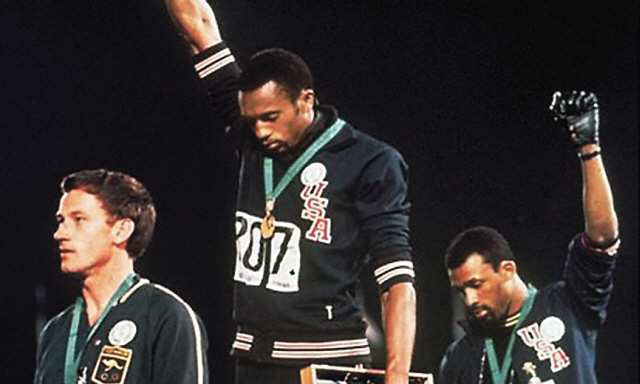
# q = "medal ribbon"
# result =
<box><xmin>263</xmin><ymin>118</ymin><xmax>346</xmax><ymax>204</ymax></box>
<box><xmin>485</xmin><ymin>284</ymin><xmax>538</xmax><ymax>384</ymax></box>
<box><xmin>64</xmin><ymin>272</ymin><xmax>137</xmax><ymax>384</ymax></box>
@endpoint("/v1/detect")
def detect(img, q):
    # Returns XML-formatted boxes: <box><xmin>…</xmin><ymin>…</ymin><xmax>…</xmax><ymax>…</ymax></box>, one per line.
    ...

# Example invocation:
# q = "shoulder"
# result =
<box><xmin>137</xmin><ymin>282</ymin><xmax>205</xmax><ymax>334</ymax></box>
<box><xmin>321</xmin><ymin>107</ymin><xmax>405</xmax><ymax>161</ymax></box>
<box><xmin>350</xmin><ymin>128</ymin><xmax>408</xmax><ymax>180</ymax></box>
<box><xmin>37</xmin><ymin>304</ymin><xmax>74</xmax><ymax>348</ymax></box>
<box><xmin>130</xmin><ymin>281</ymin><xmax>199</xmax><ymax>318</ymax></box>
<box><xmin>338</xmin><ymin>127</ymin><xmax>408</xmax><ymax>180</ymax></box>
<box><xmin>440</xmin><ymin>334</ymin><xmax>482</xmax><ymax>376</ymax></box>
<box><xmin>350</xmin><ymin>126</ymin><xmax>403</xmax><ymax>157</ymax></box>
<box><xmin>41</xmin><ymin>304</ymin><xmax>73</xmax><ymax>334</ymax></box>
<box><xmin>534</xmin><ymin>281</ymin><xmax>572</xmax><ymax>306</ymax></box>
<box><xmin>445</xmin><ymin>333</ymin><xmax>481</xmax><ymax>357</ymax></box>
<box><xmin>534</xmin><ymin>278</ymin><xmax>607</xmax><ymax>326</ymax></box>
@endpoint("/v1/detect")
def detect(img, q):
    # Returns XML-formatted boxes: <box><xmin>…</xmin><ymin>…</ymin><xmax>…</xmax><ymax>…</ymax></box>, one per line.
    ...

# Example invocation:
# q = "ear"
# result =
<box><xmin>498</xmin><ymin>260</ymin><xmax>517</xmax><ymax>280</ymax></box>
<box><xmin>112</xmin><ymin>218</ymin><xmax>135</xmax><ymax>246</ymax></box>
<box><xmin>297</xmin><ymin>89</ymin><xmax>315</xmax><ymax>112</ymax></box>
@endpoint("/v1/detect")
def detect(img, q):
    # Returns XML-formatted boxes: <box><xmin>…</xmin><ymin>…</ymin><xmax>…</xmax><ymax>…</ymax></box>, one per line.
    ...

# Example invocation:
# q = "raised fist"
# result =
<box><xmin>549</xmin><ymin>91</ymin><xmax>599</xmax><ymax>147</ymax></box>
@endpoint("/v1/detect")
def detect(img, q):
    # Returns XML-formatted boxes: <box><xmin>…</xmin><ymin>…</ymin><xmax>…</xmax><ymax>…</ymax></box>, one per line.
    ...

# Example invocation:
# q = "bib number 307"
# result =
<box><xmin>234</xmin><ymin>211</ymin><xmax>301</xmax><ymax>292</ymax></box>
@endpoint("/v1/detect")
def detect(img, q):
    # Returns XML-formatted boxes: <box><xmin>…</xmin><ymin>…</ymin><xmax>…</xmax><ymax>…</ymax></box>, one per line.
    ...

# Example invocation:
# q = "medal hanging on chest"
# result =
<box><xmin>261</xmin><ymin>118</ymin><xmax>346</xmax><ymax>239</ymax></box>
<box><xmin>261</xmin><ymin>199</ymin><xmax>276</xmax><ymax>239</ymax></box>
<box><xmin>64</xmin><ymin>273</ymin><xmax>137</xmax><ymax>384</ymax></box>
<box><xmin>484</xmin><ymin>284</ymin><xmax>538</xmax><ymax>384</ymax></box>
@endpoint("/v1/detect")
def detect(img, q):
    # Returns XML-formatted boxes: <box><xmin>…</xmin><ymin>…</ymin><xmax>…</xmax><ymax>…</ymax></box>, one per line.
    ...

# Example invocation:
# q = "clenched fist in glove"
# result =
<box><xmin>549</xmin><ymin>91</ymin><xmax>599</xmax><ymax>147</ymax></box>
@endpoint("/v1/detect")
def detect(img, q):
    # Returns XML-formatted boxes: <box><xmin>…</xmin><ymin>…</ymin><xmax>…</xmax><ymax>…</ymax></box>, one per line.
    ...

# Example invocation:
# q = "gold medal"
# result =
<box><xmin>261</xmin><ymin>200</ymin><xmax>276</xmax><ymax>239</ymax></box>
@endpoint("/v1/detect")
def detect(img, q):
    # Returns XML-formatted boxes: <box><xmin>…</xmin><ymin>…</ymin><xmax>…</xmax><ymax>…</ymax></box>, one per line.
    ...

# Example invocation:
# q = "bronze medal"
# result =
<box><xmin>522</xmin><ymin>362</ymin><xmax>542</xmax><ymax>384</ymax></box>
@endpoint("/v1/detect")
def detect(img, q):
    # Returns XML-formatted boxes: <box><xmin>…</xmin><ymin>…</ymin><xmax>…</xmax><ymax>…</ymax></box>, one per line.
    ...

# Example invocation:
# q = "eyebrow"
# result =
<box><xmin>464</xmin><ymin>278</ymin><xmax>482</xmax><ymax>287</ymax></box>
<box><xmin>56</xmin><ymin>210</ymin><xmax>85</xmax><ymax>219</ymax></box>
<box><xmin>258</xmin><ymin>110</ymin><xmax>280</xmax><ymax>118</ymax></box>
<box><xmin>452</xmin><ymin>277</ymin><xmax>482</xmax><ymax>290</ymax></box>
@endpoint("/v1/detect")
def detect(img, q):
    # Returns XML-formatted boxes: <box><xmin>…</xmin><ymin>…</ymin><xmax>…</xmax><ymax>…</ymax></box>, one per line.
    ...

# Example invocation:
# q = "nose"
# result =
<box><xmin>53</xmin><ymin>223</ymin><xmax>66</xmax><ymax>242</ymax></box>
<box><xmin>463</xmin><ymin>289</ymin><xmax>478</xmax><ymax>307</ymax></box>
<box><xmin>253</xmin><ymin>122</ymin><xmax>272</xmax><ymax>141</ymax></box>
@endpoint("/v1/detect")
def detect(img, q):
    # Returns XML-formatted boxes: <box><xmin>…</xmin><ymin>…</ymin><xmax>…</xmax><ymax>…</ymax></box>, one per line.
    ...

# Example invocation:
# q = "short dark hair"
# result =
<box><xmin>60</xmin><ymin>169</ymin><xmax>156</xmax><ymax>260</ymax></box>
<box><xmin>445</xmin><ymin>226</ymin><xmax>515</xmax><ymax>271</ymax></box>
<box><xmin>238</xmin><ymin>48</ymin><xmax>314</xmax><ymax>102</ymax></box>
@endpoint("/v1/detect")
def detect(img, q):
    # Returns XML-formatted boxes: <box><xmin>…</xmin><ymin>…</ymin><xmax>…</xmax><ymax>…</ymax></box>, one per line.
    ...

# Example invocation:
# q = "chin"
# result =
<box><xmin>61</xmin><ymin>265</ymin><xmax>86</xmax><ymax>279</ymax></box>
<box><xmin>265</xmin><ymin>147</ymin><xmax>292</xmax><ymax>159</ymax></box>
<box><xmin>477</xmin><ymin>319</ymin><xmax>496</xmax><ymax>329</ymax></box>
<box><xmin>471</xmin><ymin>313</ymin><xmax>499</xmax><ymax>329</ymax></box>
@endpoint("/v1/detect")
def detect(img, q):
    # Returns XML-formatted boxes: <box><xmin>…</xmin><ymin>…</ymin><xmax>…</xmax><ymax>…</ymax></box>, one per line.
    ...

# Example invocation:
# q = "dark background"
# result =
<box><xmin>1</xmin><ymin>1</ymin><xmax>636</xmax><ymax>382</ymax></box>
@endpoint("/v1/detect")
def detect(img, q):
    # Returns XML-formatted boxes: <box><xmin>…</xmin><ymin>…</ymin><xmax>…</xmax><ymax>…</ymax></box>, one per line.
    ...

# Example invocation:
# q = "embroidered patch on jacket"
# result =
<box><xmin>91</xmin><ymin>346</ymin><xmax>132</xmax><ymax>384</ymax></box>
<box><xmin>108</xmin><ymin>320</ymin><xmax>137</xmax><ymax>346</ymax></box>
<box><xmin>517</xmin><ymin>317</ymin><xmax>570</xmax><ymax>373</ymax></box>
<box><xmin>300</xmin><ymin>163</ymin><xmax>332</xmax><ymax>244</ymax></box>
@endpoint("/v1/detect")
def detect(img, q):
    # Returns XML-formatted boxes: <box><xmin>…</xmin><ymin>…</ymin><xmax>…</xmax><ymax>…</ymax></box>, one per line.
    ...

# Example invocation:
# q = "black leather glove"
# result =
<box><xmin>549</xmin><ymin>91</ymin><xmax>599</xmax><ymax>147</ymax></box>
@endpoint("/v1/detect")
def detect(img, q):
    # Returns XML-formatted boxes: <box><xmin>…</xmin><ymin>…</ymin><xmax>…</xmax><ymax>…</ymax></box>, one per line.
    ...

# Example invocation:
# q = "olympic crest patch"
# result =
<box><xmin>108</xmin><ymin>320</ymin><xmax>137</xmax><ymax>346</ymax></box>
<box><xmin>91</xmin><ymin>346</ymin><xmax>132</xmax><ymax>384</ymax></box>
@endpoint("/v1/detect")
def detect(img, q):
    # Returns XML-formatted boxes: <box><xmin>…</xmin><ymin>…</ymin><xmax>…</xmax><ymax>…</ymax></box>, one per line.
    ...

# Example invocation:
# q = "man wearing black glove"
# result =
<box><xmin>439</xmin><ymin>91</ymin><xmax>619</xmax><ymax>384</ymax></box>
<box><xmin>163</xmin><ymin>1</ymin><xmax>416</xmax><ymax>383</ymax></box>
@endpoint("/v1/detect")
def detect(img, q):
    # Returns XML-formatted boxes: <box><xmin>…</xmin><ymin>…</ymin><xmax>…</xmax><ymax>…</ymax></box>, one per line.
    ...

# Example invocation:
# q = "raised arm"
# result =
<box><xmin>165</xmin><ymin>0</ymin><xmax>241</xmax><ymax>128</ymax></box>
<box><xmin>550</xmin><ymin>91</ymin><xmax>619</xmax><ymax>247</ymax></box>
<box><xmin>165</xmin><ymin>0</ymin><xmax>222</xmax><ymax>55</ymax></box>
<box><xmin>380</xmin><ymin>282</ymin><xmax>416</xmax><ymax>384</ymax></box>
<box><xmin>579</xmin><ymin>142</ymin><xmax>618</xmax><ymax>246</ymax></box>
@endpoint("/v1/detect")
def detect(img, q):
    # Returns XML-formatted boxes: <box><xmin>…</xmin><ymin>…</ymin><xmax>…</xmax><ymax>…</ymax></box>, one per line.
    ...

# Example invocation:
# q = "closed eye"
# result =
<box><xmin>466</xmin><ymin>280</ymin><xmax>482</xmax><ymax>290</ymax></box>
<box><xmin>259</xmin><ymin>112</ymin><xmax>280</xmax><ymax>122</ymax></box>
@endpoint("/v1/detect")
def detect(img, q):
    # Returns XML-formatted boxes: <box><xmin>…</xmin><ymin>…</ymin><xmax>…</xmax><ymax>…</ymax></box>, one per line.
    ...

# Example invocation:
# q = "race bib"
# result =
<box><xmin>234</xmin><ymin>211</ymin><xmax>301</xmax><ymax>292</ymax></box>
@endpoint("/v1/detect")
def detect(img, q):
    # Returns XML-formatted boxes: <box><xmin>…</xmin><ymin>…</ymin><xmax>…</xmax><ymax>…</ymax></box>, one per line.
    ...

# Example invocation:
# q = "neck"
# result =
<box><xmin>308</xmin><ymin>108</ymin><xmax>316</xmax><ymax>126</ymax></box>
<box><xmin>506</xmin><ymin>276</ymin><xmax>529</xmax><ymax>317</ymax></box>
<box><xmin>278</xmin><ymin>109</ymin><xmax>321</xmax><ymax>162</ymax></box>
<box><xmin>81</xmin><ymin>253</ymin><xmax>134</xmax><ymax>326</ymax></box>
<box><xmin>296</xmin><ymin>108</ymin><xmax>319</xmax><ymax>145</ymax></box>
